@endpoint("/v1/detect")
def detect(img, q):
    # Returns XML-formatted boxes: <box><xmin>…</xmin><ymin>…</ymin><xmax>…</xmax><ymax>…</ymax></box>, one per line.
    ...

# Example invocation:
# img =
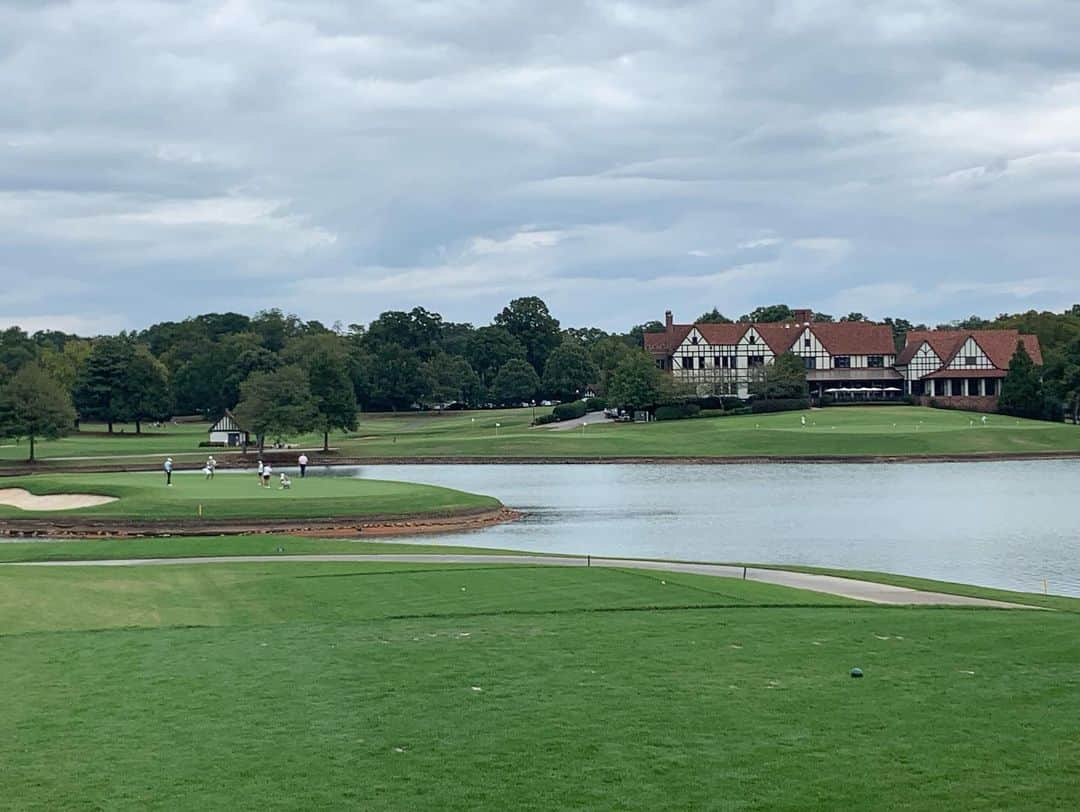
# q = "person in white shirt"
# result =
<box><xmin>261</xmin><ymin>462</ymin><xmax>272</xmax><ymax>488</ymax></box>
<box><xmin>298</xmin><ymin>453</ymin><xmax>309</xmax><ymax>478</ymax></box>
<box><xmin>279</xmin><ymin>472</ymin><xmax>291</xmax><ymax>490</ymax></box>
<box><xmin>257</xmin><ymin>460</ymin><xmax>264</xmax><ymax>486</ymax></box>
<box><xmin>164</xmin><ymin>457</ymin><xmax>173</xmax><ymax>486</ymax></box>
<box><xmin>205</xmin><ymin>456</ymin><xmax>216</xmax><ymax>480</ymax></box>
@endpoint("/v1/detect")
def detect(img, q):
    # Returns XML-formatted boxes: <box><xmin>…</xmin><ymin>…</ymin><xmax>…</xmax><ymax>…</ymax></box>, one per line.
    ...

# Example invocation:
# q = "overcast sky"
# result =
<box><xmin>2</xmin><ymin>1</ymin><xmax>1079</xmax><ymax>336</ymax></box>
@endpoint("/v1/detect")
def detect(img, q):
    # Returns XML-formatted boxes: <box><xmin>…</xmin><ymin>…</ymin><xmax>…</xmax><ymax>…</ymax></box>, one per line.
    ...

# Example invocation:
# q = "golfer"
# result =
<box><xmin>257</xmin><ymin>459</ymin><xmax>264</xmax><ymax>486</ymax></box>
<box><xmin>262</xmin><ymin>462</ymin><xmax>272</xmax><ymax>488</ymax></box>
<box><xmin>298</xmin><ymin>453</ymin><xmax>308</xmax><ymax>478</ymax></box>
<box><xmin>206</xmin><ymin>455</ymin><xmax>216</xmax><ymax>480</ymax></box>
<box><xmin>164</xmin><ymin>457</ymin><xmax>173</xmax><ymax>486</ymax></box>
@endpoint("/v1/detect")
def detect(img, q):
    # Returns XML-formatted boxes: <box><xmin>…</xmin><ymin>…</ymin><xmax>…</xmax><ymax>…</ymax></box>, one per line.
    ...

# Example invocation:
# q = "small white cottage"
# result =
<box><xmin>208</xmin><ymin>410</ymin><xmax>249</xmax><ymax>447</ymax></box>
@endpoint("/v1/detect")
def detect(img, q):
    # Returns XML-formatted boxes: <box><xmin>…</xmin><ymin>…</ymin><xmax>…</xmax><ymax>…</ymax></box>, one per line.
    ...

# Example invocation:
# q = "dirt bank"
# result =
<box><xmin>0</xmin><ymin>507</ymin><xmax>521</xmax><ymax>540</ymax></box>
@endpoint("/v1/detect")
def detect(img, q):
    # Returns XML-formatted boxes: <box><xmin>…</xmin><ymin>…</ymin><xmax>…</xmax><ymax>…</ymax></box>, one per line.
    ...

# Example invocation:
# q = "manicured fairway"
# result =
<box><xmin>0</xmin><ymin>472</ymin><xmax>500</xmax><ymax>520</ymax></box>
<box><xmin>2</xmin><ymin>407</ymin><xmax>1077</xmax><ymax>466</ymax></box>
<box><xmin>1</xmin><ymin>560</ymin><xmax>1077</xmax><ymax>810</ymax></box>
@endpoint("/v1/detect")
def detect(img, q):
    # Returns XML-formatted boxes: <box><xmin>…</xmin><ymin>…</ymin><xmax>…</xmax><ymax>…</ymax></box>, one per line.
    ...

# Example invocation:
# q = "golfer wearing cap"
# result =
<box><xmin>164</xmin><ymin>457</ymin><xmax>173</xmax><ymax>486</ymax></box>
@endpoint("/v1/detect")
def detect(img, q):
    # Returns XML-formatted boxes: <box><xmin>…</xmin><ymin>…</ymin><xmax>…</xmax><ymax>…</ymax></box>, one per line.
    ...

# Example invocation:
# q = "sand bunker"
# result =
<box><xmin>0</xmin><ymin>488</ymin><xmax>117</xmax><ymax>511</ymax></box>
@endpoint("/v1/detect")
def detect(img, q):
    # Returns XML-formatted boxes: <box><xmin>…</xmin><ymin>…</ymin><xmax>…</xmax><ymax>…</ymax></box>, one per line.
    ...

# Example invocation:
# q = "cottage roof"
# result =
<box><xmin>210</xmin><ymin>409</ymin><xmax>247</xmax><ymax>434</ymax></box>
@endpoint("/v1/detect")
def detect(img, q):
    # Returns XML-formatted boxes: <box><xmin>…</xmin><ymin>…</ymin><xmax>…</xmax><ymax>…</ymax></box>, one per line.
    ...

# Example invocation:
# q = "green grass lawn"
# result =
<box><xmin>3</xmin><ymin>406</ymin><xmax>1078</xmax><ymax>467</ymax></box>
<box><xmin>1</xmin><ymin>560</ymin><xmax>1078</xmax><ymax>809</ymax></box>
<box><xmin>0</xmin><ymin>472</ymin><xmax>500</xmax><ymax>520</ymax></box>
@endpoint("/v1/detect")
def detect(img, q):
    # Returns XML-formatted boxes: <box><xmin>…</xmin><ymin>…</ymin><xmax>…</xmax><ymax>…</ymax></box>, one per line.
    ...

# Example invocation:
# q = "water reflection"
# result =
<box><xmin>323</xmin><ymin>461</ymin><xmax>1080</xmax><ymax>597</ymax></box>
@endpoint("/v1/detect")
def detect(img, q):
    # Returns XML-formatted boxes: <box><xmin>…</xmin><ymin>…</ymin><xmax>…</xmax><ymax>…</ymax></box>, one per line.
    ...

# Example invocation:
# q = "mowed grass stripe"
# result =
<box><xmin>3</xmin><ymin>406</ymin><xmax>1079</xmax><ymax>465</ymax></box>
<box><xmin>0</xmin><ymin>563</ymin><xmax>858</xmax><ymax>636</ymax></box>
<box><xmin>3</xmin><ymin>606</ymin><xmax>1078</xmax><ymax>809</ymax></box>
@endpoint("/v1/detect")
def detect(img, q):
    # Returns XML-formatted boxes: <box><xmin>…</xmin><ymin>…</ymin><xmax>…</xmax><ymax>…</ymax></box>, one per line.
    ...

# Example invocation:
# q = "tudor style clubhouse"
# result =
<box><xmin>646</xmin><ymin>309</ymin><xmax>1041</xmax><ymax>410</ymax></box>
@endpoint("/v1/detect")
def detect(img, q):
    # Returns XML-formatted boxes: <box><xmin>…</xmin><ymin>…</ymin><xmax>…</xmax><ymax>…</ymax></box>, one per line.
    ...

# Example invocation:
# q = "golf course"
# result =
<box><xmin>1</xmin><ymin>540</ymin><xmax>1078</xmax><ymax>810</ymax></box>
<box><xmin>1</xmin><ymin>406</ymin><xmax>1078</xmax><ymax>468</ymax></box>
<box><xmin>0</xmin><ymin>472</ymin><xmax>501</xmax><ymax>529</ymax></box>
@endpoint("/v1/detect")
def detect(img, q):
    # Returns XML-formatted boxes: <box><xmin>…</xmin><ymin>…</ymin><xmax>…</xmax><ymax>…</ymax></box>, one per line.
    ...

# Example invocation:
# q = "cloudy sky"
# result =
<box><xmin>2</xmin><ymin>0</ymin><xmax>1079</xmax><ymax>335</ymax></box>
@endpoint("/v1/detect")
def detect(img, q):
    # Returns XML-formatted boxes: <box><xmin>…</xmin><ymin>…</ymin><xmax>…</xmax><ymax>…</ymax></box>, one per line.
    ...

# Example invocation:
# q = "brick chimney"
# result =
<box><xmin>665</xmin><ymin>310</ymin><xmax>674</xmax><ymax>332</ymax></box>
<box><xmin>792</xmin><ymin>308</ymin><xmax>812</xmax><ymax>324</ymax></box>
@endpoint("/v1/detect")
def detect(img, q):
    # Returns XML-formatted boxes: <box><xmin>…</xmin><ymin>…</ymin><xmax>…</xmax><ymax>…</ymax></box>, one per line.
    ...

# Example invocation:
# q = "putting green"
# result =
<box><xmin>0</xmin><ymin>472</ymin><xmax>500</xmax><ymax>521</ymax></box>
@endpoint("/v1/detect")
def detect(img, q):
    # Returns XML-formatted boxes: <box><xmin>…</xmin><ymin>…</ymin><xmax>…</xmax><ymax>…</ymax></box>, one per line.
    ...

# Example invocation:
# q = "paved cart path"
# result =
<box><xmin>5</xmin><ymin>554</ymin><xmax>1035</xmax><ymax>608</ymax></box>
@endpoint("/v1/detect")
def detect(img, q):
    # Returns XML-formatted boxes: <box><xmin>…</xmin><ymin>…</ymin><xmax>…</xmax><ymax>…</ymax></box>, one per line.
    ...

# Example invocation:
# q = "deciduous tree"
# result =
<box><xmin>493</xmin><ymin>296</ymin><xmax>561</xmax><ymax>374</ymax></box>
<box><xmin>234</xmin><ymin>365</ymin><xmax>318</xmax><ymax>453</ymax></box>
<box><xmin>0</xmin><ymin>363</ymin><xmax>76</xmax><ymax>462</ymax></box>
<box><xmin>492</xmin><ymin>359</ymin><xmax>540</xmax><ymax>405</ymax></box>
<box><xmin>542</xmin><ymin>341</ymin><xmax>599</xmax><ymax>401</ymax></box>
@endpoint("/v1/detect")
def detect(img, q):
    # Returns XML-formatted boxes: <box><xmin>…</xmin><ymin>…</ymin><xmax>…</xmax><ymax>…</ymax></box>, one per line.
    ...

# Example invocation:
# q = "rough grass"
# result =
<box><xmin>1</xmin><ymin>560</ymin><xmax>1078</xmax><ymax>810</ymax></box>
<box><xmin>0</xmin><ymin>472</ymin><xmax>500</xmax><ymax>520</ymax></box>
<box><xmin>3</xmin><ymin>406</ymin><xmax>1079</xmax><ymax>467</ymax></box>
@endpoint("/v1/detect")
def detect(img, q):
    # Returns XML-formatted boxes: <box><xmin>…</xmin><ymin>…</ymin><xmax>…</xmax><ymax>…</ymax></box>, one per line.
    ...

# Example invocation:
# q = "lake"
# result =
<box><xmin>328</xmin><ymin>461</ymin><xmax>1080</xmax><ymax>597</ymax></box>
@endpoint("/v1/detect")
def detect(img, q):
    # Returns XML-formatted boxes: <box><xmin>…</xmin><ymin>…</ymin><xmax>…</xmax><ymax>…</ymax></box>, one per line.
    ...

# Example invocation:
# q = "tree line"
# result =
<box><xmin>2</xmin><ymin>299</ymin><xmax>1079</xmax><ymax>459</ymax></box>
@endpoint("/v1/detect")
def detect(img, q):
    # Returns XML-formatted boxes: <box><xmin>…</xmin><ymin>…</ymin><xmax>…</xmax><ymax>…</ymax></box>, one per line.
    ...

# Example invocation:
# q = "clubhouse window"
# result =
<box><xmin>683</xmin><ymin>356</ymin><xmax>694</xmax><ymax>369</ymax></box>
<box><xmin>985</xmin><ymin>379</ymin><xmax>997</xmax><ymax>396</ymax></box>
<box><xmin>656</xmin><ymin>358</ymin><xmax>666</xmax><ymax>370</ymax></box>
<box><xmin>965</xmin><ymin>356</ymin><xmax>977</xmax><ymax>366</ymax></box>
<box><xmin>691</xmin><ymin>335</ymin><xmax>699</xmax><ymax>345</ymax></box>
<box><xmin>748</xmin><ymin>355</ymin><xmax>765</xmax><ymax>368</ymax></box>
<box><xmin>747</xmin><ymin>334</ymin><xmax>756</xmax><ymax>344</ymax></box>
<box><xmin>804</xmin><ymin>338</ymin><xmax>811</xmax><ymax>348</ymax></box>
<box><xmin>804</xmin><ymin>356</ymin><xmax>817</xmax><ymax>370</ymax></box>
<box><xmin>834</xmin><ymin>356</ymin><xmax>851</xmax><ymax>368</ymax></box>
<box><xmin>868</xmin><ymin>355</ymin><xmax>884</xmax><ymax>368</ymax></box>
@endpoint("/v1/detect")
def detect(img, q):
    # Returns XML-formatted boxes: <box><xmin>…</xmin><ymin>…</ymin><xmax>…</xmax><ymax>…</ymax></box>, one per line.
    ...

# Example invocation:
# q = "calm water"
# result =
<box><xmin>324</xmin><ymin>461</ymin><xmax>1080</xmax><ymax>597</ymax></box>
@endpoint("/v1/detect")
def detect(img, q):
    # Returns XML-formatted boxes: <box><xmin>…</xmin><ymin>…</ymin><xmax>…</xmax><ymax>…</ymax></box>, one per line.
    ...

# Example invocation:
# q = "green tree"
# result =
<box><xmin>0</xmin><ymin>363</ymin><xmax>76</xmax><ymax>462</ymax></box>
<box><xmin>882</xmin><ymin>317</ymin><xmax>916</xmax><ymax>353</ymax></box>
<box><xmin>696</xmin><ymin>308</ymin><xmax>733</xmax><ymax>324</ymax></box>
<box><xmin>306</xmin><ymin>351</ymin><xmax>358</xmax><ymax>451</ymax></box>
<box><xmin>365</xmin><ymin>307</ymin><xmax>445</xmax><ymax>361</ymax></box>
<box><xmin>607</xmin><ymin>352</ymin><xmax>666</xmax><ymax>412</ymax></box>
<box><xmin>590</xmin><ymin>335</ymin><xmax>635</xmax><ymax>395</ymax></box>
<box><xmin>493</xmin><ymin>296</ymin><xmax>561</xmax><ymax>374</ymax></box>
<box><xmin>234</xmin><ymin>365</ymin><xmax>318</xmax><ymax>453</ymax></box>
<box><xmin>369</xmin><ymin>345</ymin><xmax>432</xmax><ymax>410</ymax></box>
<box><xmin>465</xmin><ymin>326</ymin><xmax>526</xmax><ymax>387</ymax></box>
<box><xmin>750</xmin><ymin>352</ymin><xmax>808</xmax><ymax>399</ymax></box>
<box><xmin>492</xmin><ymin>359</ymin><xmax>540</xmax><ymax>405</ymax></box>
<box><xmin>423</xmin><ymin>354</ymin><xmax>483</xmax><ymax>407</ymax></box>
<box><xmin>73</xmin><ymin>336</ymin><xmax>137</xmax><ymax>432</ymax></box>
<box><xmin>840</xmin><ymin>312</ymin><xmax>868</xmax><ymax>322</ymax></box>
<box><xmin>542</xmin><ymin>341</ymin><xmax>599</xmax><ymax>401</ymax></box>
<box><xmin>37</xmin><ymin>339</ymin><xmax>92</xmax><ymax>392</ymax></box>
<box><xmin>739</xmin><ymin>304</ymin><xmax>792</xmax><ymax>323</ymax></box>
<box><xmin>998</xmin><ymin>342</ymin><xmax>1044</xmax><ymax>419</ymax></box>
<box><xmin>125</xmin><ymin>349</ymin><xmax>173</xmax><ymax>433</ymax></box>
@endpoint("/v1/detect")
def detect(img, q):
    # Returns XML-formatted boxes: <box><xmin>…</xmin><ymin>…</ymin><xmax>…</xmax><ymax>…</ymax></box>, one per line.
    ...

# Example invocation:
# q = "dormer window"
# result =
<box><xmin>690</xmin><ymin>335</ymin><xmax>699</xmax><ymax>345</ymax></box>
<box><xmin>965</xmin><ymin>356</ymin><xmax>976</xmax><ymax>366</ymax></box>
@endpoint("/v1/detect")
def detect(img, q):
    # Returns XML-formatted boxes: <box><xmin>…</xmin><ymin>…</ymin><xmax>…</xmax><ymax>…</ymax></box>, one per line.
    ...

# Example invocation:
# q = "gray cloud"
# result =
<box><xmin>2</xmin><ymin>0</ymin><xmax>1079</xmax><ymax>334</ymax></box>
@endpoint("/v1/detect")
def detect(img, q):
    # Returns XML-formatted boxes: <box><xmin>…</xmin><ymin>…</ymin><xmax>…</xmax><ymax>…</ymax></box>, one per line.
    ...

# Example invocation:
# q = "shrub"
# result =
<box><xmin>720</xmin><ymin>397</ymin><xmax>745</xmax><ymax>411</ymax></box>
<box><xmin>552</xmin><ymin>400</ymin><xmax>588</xmax><ymax>421</ymax></box>
<box><xmin>750</xmin><ymin>397</ymin><xmax>809</xmax><ymax>414</ymax></box>
<box><xmin>198</xmin><ymin>441</ymin><xmax>226</xmax><ymax>448</ymax></box>
<box><xmin>697</xmin><ymin>409</ymin><xmax>726</xmax><ymax>419</ymax></box>
<box><xmin>584</xmin><ymin>396</ymin><xmax>607</xmax><ymax>412</ymax></box>
<box><xmin>532</xmin><ymin>413</ymin><xmax>560</xmax><ymax>425</ymax></box>
<box><xmin>655</xmin><ymin>403</ymin><xmax>701</xmax><ymax>421</ymax></box>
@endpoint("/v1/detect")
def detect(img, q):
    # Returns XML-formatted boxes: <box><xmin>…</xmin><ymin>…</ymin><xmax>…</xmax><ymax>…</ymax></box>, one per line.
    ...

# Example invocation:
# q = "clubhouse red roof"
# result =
<box><xmin>897</xmin><ymin>330</ymin><xmax>1042</xmax><ymax>368</ymax></box>
<box><xmin>644</xmin><ymin>316</ymin><xmax>895</xmax><ymax>356</ymax></box>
